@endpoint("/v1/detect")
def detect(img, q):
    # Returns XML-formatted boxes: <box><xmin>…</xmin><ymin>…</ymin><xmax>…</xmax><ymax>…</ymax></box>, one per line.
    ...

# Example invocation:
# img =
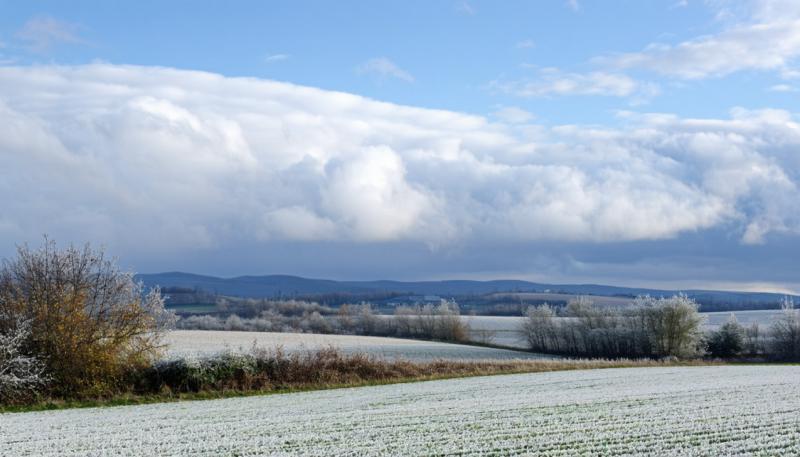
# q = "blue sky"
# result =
<box><xmin>0</xmin><ymin>1</ymin><xmax>799</xmax><ymax>292</ymax></box>
<box><xmin>2</xmin><ymin>0</ymin><xmax>795</xmax><ymax>122</ymax></box>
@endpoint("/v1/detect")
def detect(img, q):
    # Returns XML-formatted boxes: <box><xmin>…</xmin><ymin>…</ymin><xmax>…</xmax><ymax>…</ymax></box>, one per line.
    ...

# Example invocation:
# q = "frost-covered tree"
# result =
<box><xmin>520</xmin><ymin>295</ymin><xmax>704</xmax><ymax>359</ymax></box>
<box><xmin>0</xmin><ymin>315</ymin><xmax>47</xmax><ymax>403</ymax></box>
<box><xmin>638</xmin><ymin>295</ymin><xmax>705</xmax><ymax>358</ymax></box>
<box><xmin>224</xmin><ymin>314</ymin><xmax>247</xmax><ymax>331</ymax></box>
<box><xmin>521</xmin><ymin>303</ymin><xmax>559</xmax><ymax>352</ymax></box>
<box><xmin>770</xmin><ymin>297</ymin><xmax>800</xmax><ymax>361</ymax></box>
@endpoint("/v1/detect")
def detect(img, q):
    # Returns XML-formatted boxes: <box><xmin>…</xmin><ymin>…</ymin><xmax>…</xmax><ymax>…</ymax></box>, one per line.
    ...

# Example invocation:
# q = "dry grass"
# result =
<box><xmin>2</xmin><ymin>347</ymin><xmax>718</xmax><ymax>412</ymax></box>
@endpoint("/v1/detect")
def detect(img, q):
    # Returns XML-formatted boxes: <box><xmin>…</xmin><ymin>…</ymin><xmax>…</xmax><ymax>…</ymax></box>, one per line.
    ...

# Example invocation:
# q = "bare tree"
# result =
<box><xmin>337</xmin><ymin>304</ymin><xmax>357</xmax><ymax>333</ymax></box>
<box><xmin>521</xmin><ymin>303</ymin><xmax>559</xmax><ymax>352</ymax></box>
<box><xmin>434</xmin><ymin>300</ymin><xmax>468</xmax><ymax>342</ymax></box>
<box><xmin>743</xmin><ymin>322</ymin><xmax>763</xmax><ymax>356</ymax></box>
<box><xmin>393</xmin><ymin>306</ymin><xmax>416</xmax><ymax>337</ymax></box>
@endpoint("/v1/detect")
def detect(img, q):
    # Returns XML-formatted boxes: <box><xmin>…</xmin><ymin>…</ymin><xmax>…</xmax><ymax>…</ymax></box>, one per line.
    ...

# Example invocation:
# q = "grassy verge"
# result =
<box><xmin>1</xmin><ymin>349</ymin><xmax>721</xmax><ymax>414</ymax></box>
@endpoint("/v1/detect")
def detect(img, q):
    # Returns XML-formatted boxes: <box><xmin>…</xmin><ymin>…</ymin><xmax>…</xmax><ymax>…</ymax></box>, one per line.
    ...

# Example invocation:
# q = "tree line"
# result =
<box><xmin>520</xmin><ymin>295</ymin><xmax>800</xmax><ymax>360</ymax></box>
<box><xmin>178</xmin><ymin>300</ymin><xmax>469</xmax><ymax>343</ymax></box>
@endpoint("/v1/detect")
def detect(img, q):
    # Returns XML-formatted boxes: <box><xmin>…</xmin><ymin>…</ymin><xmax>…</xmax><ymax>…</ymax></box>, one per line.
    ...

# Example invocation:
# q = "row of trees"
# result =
<box><xmin>703</xmin><ymin>299</ymin><xmax>800</xmax><ymax>360</ymax></box>
<box><xmin>521</xmin><ymin>295</ymin><xmax>704</xmax><ymax>358</ymax></box>
<box><xmin>521</xmin><ymin>295</ymin><xmax>800</xmax><ymax>360</ymax></box>
<box><xmin>178</xmin><ymin>300</ymin><xmax>469</xmax><ymax>343</ymax></box>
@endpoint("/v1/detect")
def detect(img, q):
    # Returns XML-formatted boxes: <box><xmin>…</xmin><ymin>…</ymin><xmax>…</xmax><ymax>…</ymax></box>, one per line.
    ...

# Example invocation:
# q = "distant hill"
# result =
<box><xmin>136</xmin><ymin>272</ymin><xmax>797</xmax><ymax>309</ymax></box>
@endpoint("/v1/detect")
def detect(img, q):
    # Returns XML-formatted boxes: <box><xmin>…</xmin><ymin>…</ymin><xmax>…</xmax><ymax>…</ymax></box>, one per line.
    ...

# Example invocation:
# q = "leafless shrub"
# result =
<box><xmin>0</xmin><ymin>239</ymin><xmax>175</xmax><ymax>397</ymax></box>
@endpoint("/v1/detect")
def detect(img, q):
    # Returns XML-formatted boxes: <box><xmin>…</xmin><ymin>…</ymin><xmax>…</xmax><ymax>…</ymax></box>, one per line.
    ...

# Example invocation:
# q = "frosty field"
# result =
<box><xmin>164</xmin><ymin>330</ymin><xmax>548</xmax><ymax>361</ymax></box>
<box><xmin>2</xmin><ymin>365</ymin><xmax>798</xmax><ymax>456</ymax></box>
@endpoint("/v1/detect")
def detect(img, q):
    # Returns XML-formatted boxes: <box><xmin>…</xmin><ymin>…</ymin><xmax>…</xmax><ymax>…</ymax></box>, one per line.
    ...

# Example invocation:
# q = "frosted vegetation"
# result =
<box><xmin>0</xmin><ymin>316</ymin><xmax>46</xmax><ymax>403</ymax></box>
<box><xmin>164</xmin><ymin>330</ymin><xmax>550</xmax><ymax>361</ymax></box>
<box><xmin>3</xmin><ymin>365</ymin><xmax>799</xmax><ymax>456</ymax></box>
<box><xmin>466</xmin><ymin>310</ymin><xmax>788</xmax><ymax>348</ymax></box>
<box><xmin>2</xmin><ymin>239</ymin><xmax>799</xmax><ymax>410</ymax></box>
<box><xmin>175</xmin><ymin>294</ymin><xmax>800</xmax><ymax>360</ymax></box>
<box><xmin>178</xmin><ymin>300</ymin><xmax>470</xmax><ymax>343</ymax></box>
<box><xmin>519</xmin><ymin>295</ymin><xmax>800</xmax><ymax>359</ymax></box>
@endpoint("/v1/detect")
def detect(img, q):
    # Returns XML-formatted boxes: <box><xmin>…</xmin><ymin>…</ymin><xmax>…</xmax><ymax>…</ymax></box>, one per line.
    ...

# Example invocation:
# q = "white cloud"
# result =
<box><xmin>322</xmin><ymin>146</ymin><xmax>435</xmax><ymax>241</ymax></box>
<box><xmin>15</xmin><ymin>16</ymin><xmax>85</xmax><ymax>52</ymax></box>
<box><xmin>566</xmin><ymin>0</ymin><xmax>580</xmax><ymax>12</ymax></box>
<box><xmin>769</xmin><ymin>83</ymin><xmax>797</xmax><ymax>92</ymax></box>
<box><xmin>0</xmin><ymin>64</ymin><xmax>798</xmax><ymax>256</ymax></box>
<box><xmin>265</xmin><ymin>53</ymin><xmax>289</xmax><ymax>63</ymax></box>
<box><xmin>604</xmin><ymin>1</ymin><xmax>800</xmax><ymax>79</ymax></box>
<box><xmin>491</xmin><ymin>68</ymin><xmax>659</xmax><ymax>99</ymax></box>
<box><xmin>456</xmin><ymin>1</ymin><xmax>476</xmax><ymax>15</ymax></box>
<box><xmin>781</xmin><ymin>68</ymin><xmax>800</xmax><ymax>79</ymax></box>
<box><xmin>516</xmin><ymin>39</ymin><xmax>536</xmax><ymax>49</ymax></box>
<box><xmin>356</xmin><ymin>57</ymin><xmax>414</xmax><ymax>83</ymax></box>
<box><xmin>492</xmin><ymin>106</ymin><xmax>535</xmax><ymax>124</ymax></box>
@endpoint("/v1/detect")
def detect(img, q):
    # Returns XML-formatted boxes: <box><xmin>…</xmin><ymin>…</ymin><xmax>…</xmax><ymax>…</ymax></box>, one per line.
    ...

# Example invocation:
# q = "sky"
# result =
<box><xmin>0</xmin><ymin>0</ymin><xmax>798</xmax><ymax>292</ymax></box>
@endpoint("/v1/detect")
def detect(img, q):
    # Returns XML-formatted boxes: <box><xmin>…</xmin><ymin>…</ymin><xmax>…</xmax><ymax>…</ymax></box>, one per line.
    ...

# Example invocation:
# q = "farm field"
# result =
<box><xmin>2</xmin><ymin>365</ymin><xmax>799</xmax><ymax>456</ymax></box>
<box><xmin>701</xmin><ymin>309</ymin><xmax>785</xmax><ymax>329</ymax></box>
<box><xmin>465</xmin><ymin>310</ymin><xmax>787</xmax><ymax>348</ymax></box>
<box><xmin>164</xmin><ymin>330</ymin><xmax>549</xmax><ymax>361</ymax></box>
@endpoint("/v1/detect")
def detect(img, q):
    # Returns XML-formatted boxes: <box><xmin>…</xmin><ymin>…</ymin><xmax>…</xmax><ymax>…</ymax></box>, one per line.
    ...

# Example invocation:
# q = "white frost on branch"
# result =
<box><xmin>0</xmin><ymin>316</ymin><xmax>47</xmax><ymax>402</ymax></box>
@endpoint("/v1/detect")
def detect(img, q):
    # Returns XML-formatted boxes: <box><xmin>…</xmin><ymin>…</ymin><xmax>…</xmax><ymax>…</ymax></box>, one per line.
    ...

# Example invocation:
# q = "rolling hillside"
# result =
<box><xmin>137</xmin><ymin>272</ymin><xmax>796</xmax><ymax>308</ymax></box>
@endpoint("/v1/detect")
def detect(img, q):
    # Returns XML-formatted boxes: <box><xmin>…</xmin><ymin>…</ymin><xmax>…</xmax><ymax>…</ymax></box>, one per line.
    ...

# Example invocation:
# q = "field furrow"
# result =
<box><xmin>1</xmin><ymin>366</ymin><xmax>799</xmax><ymax>456</ymax></box>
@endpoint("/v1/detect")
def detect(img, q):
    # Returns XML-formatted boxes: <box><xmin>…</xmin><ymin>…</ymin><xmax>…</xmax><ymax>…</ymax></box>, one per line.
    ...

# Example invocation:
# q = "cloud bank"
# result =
<box><xmin>0</xmin><ymin>64</ymin><xmax>798</xmax><ymax>272</ymax></box>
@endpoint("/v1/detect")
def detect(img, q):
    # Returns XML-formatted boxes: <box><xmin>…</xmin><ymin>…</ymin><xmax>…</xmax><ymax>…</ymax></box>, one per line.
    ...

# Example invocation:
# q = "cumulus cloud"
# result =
<box><xmin>0</xmin><ymin>64</ymin><xmax>798</xmax><ymax>260</ymax></box>
<box><xmin>356</xmin><ymin>57</ymin><xmax>414</xmax><ymax>83</ymax></box>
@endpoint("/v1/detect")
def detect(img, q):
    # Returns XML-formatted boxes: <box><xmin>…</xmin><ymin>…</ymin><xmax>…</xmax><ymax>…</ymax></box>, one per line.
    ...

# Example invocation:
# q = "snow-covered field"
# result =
<box><xmin>3</xmin><ymin>365</ymin><xmax>799</xmax><ymax>456</ymax></box>
<box><xmin>164</xmin><ymin>330</ymin><xmax>547</xmax><ymax>361</ymax></box>
<box><xmin>702</xmin><ymin>309</ymin><xmax>785</xmax><ymax>329</ymax></box>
